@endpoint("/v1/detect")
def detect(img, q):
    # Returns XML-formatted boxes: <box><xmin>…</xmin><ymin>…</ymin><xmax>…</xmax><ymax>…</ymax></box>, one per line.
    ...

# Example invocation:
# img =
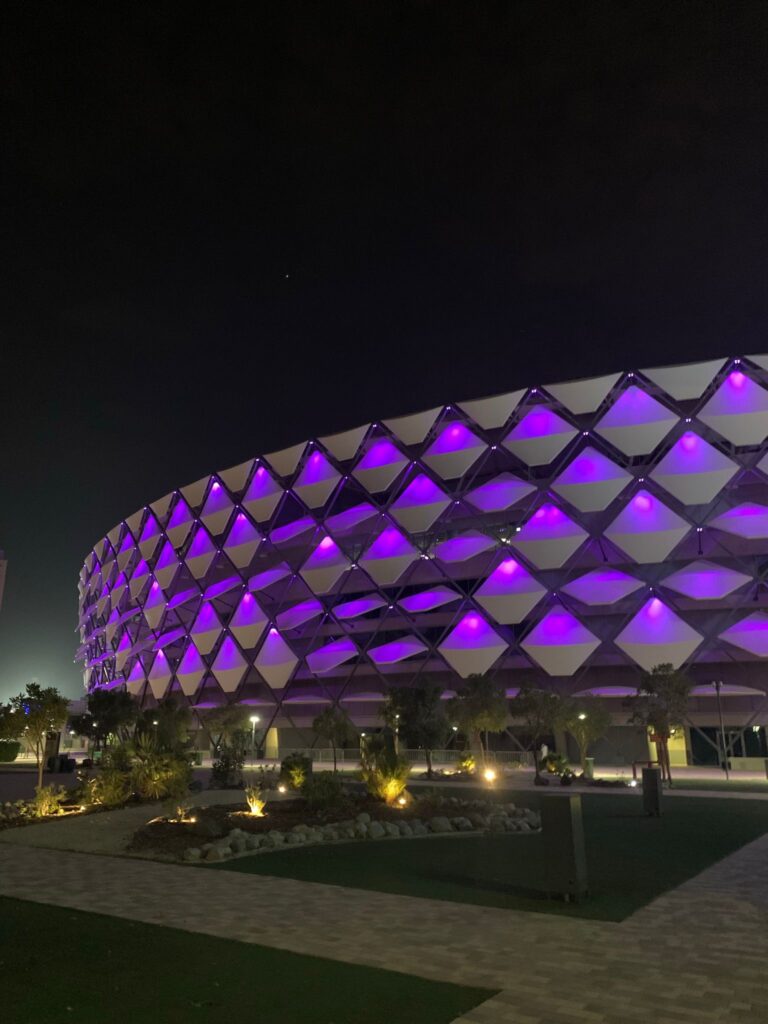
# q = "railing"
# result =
<box><xmin>278</xmin><ymin>747</ymin><xmax>535</xmax><ymax>768</ymax></box>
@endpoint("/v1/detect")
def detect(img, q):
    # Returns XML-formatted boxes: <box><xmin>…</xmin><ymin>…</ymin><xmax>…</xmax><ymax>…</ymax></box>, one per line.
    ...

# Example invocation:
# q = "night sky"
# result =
<box><xmin>2</xmin><ymin>2</ymin><xmax>768</xmax><ymax>699</ymax></box>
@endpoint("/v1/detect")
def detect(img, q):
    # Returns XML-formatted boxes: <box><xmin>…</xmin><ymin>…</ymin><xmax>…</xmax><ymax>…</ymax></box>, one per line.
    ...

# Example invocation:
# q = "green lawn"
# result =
<box><xmin>212</xmin><ymin>792</ymin><xmax>768</xmax><ymax>921</ymax></box>
<box><xmin>0</xmin><ymin>897</ymin><xmax>492</xmax><ymax>1024</ymax></box>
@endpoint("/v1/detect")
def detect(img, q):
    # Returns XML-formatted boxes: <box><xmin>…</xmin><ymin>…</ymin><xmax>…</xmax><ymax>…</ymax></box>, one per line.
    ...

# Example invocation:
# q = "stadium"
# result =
<box><xmin>77</xmin><ymin>356</ymin><xmax>768</xmax><ymax>766</ymax></box>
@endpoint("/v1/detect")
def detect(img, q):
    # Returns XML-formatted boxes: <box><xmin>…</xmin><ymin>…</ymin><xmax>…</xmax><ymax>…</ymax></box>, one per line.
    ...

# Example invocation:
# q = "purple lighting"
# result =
<box><xmin>368</xmin><ymin>636</ymin><xmax>428</xmax><ymax>664</ymax></box>
<box><xmin>356</xmin><ymin>438</ymin><xmax>404</xmax><ymax>470</ymax></box>
<box><xmin>398</xmin><ymin>586</ymin><xmax>460</xmax><ymax>613</ymax></box>
<box><xmin>434</xmin><ymin>531</ymin><xmax>495</xmax><ymax>563</ymax></box>
<box><xmin>427</xmin><ymin>422</ymin><xmax>481</xmax><ymax>454</ymax></box>
<box><xmin>465</xmin><ymin>473</ymin><xmax>535</xmax><ymax>512</ymax></box>
<box><xmin>334</xmin><ymin>594</ymin><xmax>387</xmax><ymax>619</ymax></box>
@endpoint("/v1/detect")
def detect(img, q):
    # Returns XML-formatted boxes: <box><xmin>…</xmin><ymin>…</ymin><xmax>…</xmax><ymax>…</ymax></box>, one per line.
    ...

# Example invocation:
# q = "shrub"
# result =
<box><xmin>30</xmin><ymin>785</ymin><xmax>69</xmax><ymax>817</ymax></box>
<box><xmin>244</xmin><ymin>784</ymin><xmax>266</xmax><ymax>816</ymax></box>
<box><xmin>301</xmin><ymin>773</ymin><xmax>348</xmax><ymax>811</ymax></box>
<box><xmin>543</xmin><ymin>752</ymin><xmax>570</xmax><ymax>776</ymax></box>
<box><xmin>280</xmin><ymin>752</ymin><xmax>312</xmax><ymax>790</ymax></box>
<box><xmin>360</xmin><ymin>739</ymin><xmax>411</xmax><ymax>805</ymax></box>
<box><xmin>0</xmin><ymin>740</ymin><xmax>21</xmax><ymax>763</ymax></box>
<box><xmin>88</xmin><ymin>768</ymin><xmax>133</xmax><ymax>808</ymax></box>
<box><xmin>456</xmin><ymin>753</ymin><xmax>476</xmax><ymax>774</ymax></box>
<box><xmin>131</xmin><ymin>750</ymin><xmax>191</xmax><ymax>801</ymax></box>
<box><xmin>211</xmin><ymin>747</ymin><xmax>245</xmax><ymax>788</ymax></box>
<box><xmin>101</xmin><ymin>743</ymin><xmax>133</xmax><ymax>773</ymax></box>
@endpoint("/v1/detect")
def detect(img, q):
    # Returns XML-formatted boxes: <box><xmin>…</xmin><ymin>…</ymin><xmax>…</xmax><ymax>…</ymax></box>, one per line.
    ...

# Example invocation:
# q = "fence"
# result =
<box><xmin>279</xmin><ymin>747</ymin><xmax>535</xmax><ymax>768</ymax></box>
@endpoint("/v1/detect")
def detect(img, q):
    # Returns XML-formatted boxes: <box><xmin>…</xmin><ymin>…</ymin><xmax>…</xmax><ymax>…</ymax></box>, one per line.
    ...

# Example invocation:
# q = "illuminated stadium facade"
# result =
<box><xmin>77</xmin><ymin>357</ymin><xmax>768</xmax><ymax>760</ymax></box>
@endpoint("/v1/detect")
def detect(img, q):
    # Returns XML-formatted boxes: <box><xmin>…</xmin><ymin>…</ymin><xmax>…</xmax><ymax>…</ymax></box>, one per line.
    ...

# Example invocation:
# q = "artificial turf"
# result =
<box><xmin>212</xmin><ymin>792</ymin><xmax>768</xmax><ymax>921</ymax></box>
<box><xmin>0</xmin><ymin>897</ymin><xmax>492</xmax><ymax>1024</ymax></box>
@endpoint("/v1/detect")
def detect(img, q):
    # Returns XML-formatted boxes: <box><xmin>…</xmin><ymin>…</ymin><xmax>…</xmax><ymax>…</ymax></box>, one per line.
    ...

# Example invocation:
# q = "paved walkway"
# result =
<box><xmin>1</xmin><ymin>828</ymin><xmax>767</xmax><ymax>1023</ymax></box>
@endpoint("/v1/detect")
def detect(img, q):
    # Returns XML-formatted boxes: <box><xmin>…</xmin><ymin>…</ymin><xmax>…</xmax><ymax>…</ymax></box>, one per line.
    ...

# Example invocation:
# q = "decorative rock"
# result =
<box><xmin>292</xmin><ymin>823</ymin><xmax>312</xmax><ymax>834</ymax></box>
<box><xmin>488</xmin><ymin>814</ymin><xmax>508</xmax><ymax>832</ymax></box>
<box><xmin>451</xmin><ymin>816</ymin><xmax>474</xmax><ymax>832</ymax></box>
<box><xmin>245</xmin><ymin>834</ymin><xmax>261</xmax><ymax>850</ymax></box>
<box><xmin>355</xmin><ymin>812</ymin><xmax>371</xmax><ymax>825</ymax></box>
<box><xmin>518</xmin><ymin>820</ymin><xmax>532</xmax><ymax>832</ymax></box>
<box><xmin>468</xmin><ymin>812</ymin><xmax>488</xmax><ymax>829</ymax></box>
<box><xmin>353</xmin><ymin>822</ymin><xmax>368</xmax><ymax>839</ymax></box>
<box><xmin>397</xmin><ymin>822</ymin><xmax>413</xmax><ymax>837</ymax></box>
<box><xmin>286</xmin><ymin>833</ymin><xmax>304</xmax><ymax>844</ymax></box>
<box><xmin>268</xmin><ymin>830</ymin><xmax>285</xmax><ymax>845</ymax></box>
<box><xmin>428</xmin><ymin>816</ymin><xmax>454</xmax><ymax>833</ymax></box>
<box><xmin>412</xmin><ymin>822</ymin><xmax>428</xmax><ymax>836</ymax></box>
<box><xmin>321</xmin><ymin>826</ymin><xmax>339</xmax><ymax>841</ymax></box>
<box><xmin>260</xmin><ymin>835</ymin><xmax>275</xmax><ymax>849</ymax></box>
<box><xmin>384</xmin><ymin>822</ymin><xmax>400</xmax><ymax>838</ymax></box>
<box><xmin>183</xmin><ymin>847</ymin><xmax>201</xmax><ymax>861</ymax></box>
<box><xmin>367</xmin><ymin>821</ymin><xmax>386</xmax><ymax>839</ymax></box>
<box><xmin>204</xmin><ymin>847</ymin><xmax>224</xmax><ymax>862</ymax></box>
<box><xmin>230</xmin><ymin>837</ymin><xmax>246</xmax><ymax>853</ymax></box>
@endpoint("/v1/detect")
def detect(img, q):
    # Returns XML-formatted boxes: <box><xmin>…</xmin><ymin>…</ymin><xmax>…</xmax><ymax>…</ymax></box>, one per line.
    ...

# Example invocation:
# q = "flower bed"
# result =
<box><xmin>127</xmin><ymin>792</ymin><xmax>541</xmax><ymax>862</ymax></box>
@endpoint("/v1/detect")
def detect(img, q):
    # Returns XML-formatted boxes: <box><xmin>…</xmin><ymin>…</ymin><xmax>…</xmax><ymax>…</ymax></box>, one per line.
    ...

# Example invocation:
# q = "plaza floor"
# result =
<box><xmin>1</xmin><ymin>793</ymin><xmax>768</xmax><ymax>1022</ymax></box>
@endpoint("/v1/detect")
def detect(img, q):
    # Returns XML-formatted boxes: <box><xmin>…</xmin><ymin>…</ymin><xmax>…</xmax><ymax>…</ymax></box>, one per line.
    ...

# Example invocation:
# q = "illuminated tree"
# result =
<box><xmin>384</xmin><ymin>686</ymin><xmax>448</xmax><ymax>778</ymax></box>
<box><xmin>629</xmin><ymin>663</ymin><xmax>693</xmax><ymax>785</ymax></box>
<box><xmin>447</xmin><ymin>674</ymin><xmax>508</xmax><ymax>764</ymax></box>
<box><xmin>561</xmin><ymin>697</ymin><xmax>612</xmax><ymax>771</ymax></box>
<box><xmin>508</xmin><ymin>683</ymin><xmax>567</xmax><ymax>778</ymax></box>
<box><xmin>10</xmin><ymin>683</ymin><xmax>69</xmax><ymax>790</ymax></box>
<box><xmin>312</xmin><ymin>706</ymin><xmax>354</xmax><ymax>772</ymax></box>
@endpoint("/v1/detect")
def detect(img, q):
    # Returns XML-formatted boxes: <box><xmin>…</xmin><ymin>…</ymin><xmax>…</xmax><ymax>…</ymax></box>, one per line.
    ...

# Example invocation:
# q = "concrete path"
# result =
<box><xmin>1</xmin><ymin>828</ymin><xmax>767</xmax><ymax>1023</ymax></box>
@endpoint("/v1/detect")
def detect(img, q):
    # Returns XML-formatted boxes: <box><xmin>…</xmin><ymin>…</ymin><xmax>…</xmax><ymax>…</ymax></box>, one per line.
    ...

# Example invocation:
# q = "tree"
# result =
<box><xmin>197</xmin><ymin>704</ymin><xmax>251</xmax><ymax>753</ymax></box>
<box><xmin>561</xmin><ymin>697</ymin><xmax>612</xmax><ymax>772</ymax></box>
<box><xmin>447</xmin><ymin>674</ymin><xmax>508</xmax><ymax>764</ymax></box>
<box><xmin>629</xmin><ymin>663</ymin><xmax>693</xmax><ymax>785</ymax></box>
<box><xmin>312</xmin><ymin>706</ymin><xmax>354</xmax><ymax>772</ymax></box>
<box><xmin>508</xmin><ymin>683</ymin><xmax>567</xmax><ymax>778</ymax></box>
<box><xmin>10</xmin><ymin>683</ymin><xmax>69</xmax><ymax>790</ymax></box>
<box><xmin>70</xmin><ymin>689</ymin><xmax>137</xmax><ymax>749</ymax></box>
<box><xmin>136</xmin><ymin>698</ymin><xmax>191</xmax><ymax>754</ymax></box>
<box><xmin>0</xmin><ymin>703</ymin><xmax>24</xmax><ymax>742</ymax></box>
<box><xmin>383</xmin><ymin>686</ymin><xmax>448</xmax><ymax>778</ymax></box>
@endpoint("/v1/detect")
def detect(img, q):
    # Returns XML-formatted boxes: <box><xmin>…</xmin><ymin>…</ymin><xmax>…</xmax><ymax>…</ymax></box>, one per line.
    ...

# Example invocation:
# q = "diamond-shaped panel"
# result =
<box><xmin>615</xmin><ymin>598</ymin><xmax>702</xmax><ymax>670</ymax></box>
<box><xmin>521</xmin><ymin>608</ymin><xmax>600</xmax><ymax>676</ymax></box>
<box><xmin>605</xmin><ymin>491</ymin><xmax>690</xmax><ymax>563</ymax></box>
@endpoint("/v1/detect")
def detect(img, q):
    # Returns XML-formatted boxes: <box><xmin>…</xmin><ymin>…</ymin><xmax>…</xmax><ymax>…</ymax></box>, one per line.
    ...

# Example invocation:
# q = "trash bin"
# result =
<box><xmin>584</xmin><ymin>757</ymin><xmax>595</xmax><ymax>780</ymax></box>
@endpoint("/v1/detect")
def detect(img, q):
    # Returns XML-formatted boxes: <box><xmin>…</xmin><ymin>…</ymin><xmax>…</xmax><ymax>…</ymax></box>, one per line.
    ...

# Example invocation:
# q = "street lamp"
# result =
<box><xmin>249</xmin><ymin>715</ymin><xmax>260</xmax><ymax>758</ymax></box>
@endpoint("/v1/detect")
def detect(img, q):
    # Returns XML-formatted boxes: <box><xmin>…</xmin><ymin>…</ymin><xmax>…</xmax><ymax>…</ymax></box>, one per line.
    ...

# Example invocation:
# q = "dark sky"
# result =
<box><xmin>1</xmin><ymin>1</ymin><xmax>767</xmax><ymax>699</ymax></box>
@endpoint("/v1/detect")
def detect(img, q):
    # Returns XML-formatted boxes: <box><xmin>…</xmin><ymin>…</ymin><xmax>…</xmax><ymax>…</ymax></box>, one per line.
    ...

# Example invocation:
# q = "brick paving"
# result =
<box><xmin>1</xmin><ymin>827</ymin><xmax>768</xmax><ymax>1023</ymax></box>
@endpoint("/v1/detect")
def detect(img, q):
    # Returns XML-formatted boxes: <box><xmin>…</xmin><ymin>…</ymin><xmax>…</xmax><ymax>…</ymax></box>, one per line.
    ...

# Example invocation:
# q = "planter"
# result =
<box><xmin>0</xmin><ymin>740</ymin><xmax>21</xmax><ymax>763</ymax></box>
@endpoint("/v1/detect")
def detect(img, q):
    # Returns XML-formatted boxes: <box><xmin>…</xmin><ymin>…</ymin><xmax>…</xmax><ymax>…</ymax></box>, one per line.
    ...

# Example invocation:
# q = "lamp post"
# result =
<box><xmin>714</xmin><ymin>680</ymin><xmax>729</xmax><ymax>780</ymax></box>
<box><xmin>249</xmin><ymin>715</ymin><xmax>260</xmax><ymax>761</ymax></box>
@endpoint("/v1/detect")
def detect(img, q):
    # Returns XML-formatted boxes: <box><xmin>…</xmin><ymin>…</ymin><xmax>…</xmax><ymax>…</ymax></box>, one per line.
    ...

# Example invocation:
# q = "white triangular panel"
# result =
<box><xmin>150</xmin><ymin>492</ymin><xmax>174</xmax><ymax>520</ymax></box>
<box><xmin>521</xmin><ymin>609</ymin><xmax>600</xmax><ymax>676</ymax></box>
<box><xmin>181</xmin><ymin>476</ymin><xmax>209</xmax><ymax>509</ymax></box>
<box><xmin>503</xmin><ymin>408</ymin><xmax>577</xmax><ymax>466</ymax></box>
<box><xmin>266</xmin><ymin>442</ymin><xmax>306</xmax><ymax>478</ymax></box>
<box><xmin>384</xmin><ymin>407</ymin><xmax>441</xmax><ymax>446</ymax></box>
<box><xmin>545</xmin><ymin>373</ymin><xmax>620</xmax><ymax>414</ymax></box>
<box><xmin>698</xmin><ymin>373</ymin><xmax>768</xmax><ymax>446</ymax></box>
<box><xmin>595</xmin><ymin>387</ymin><xmax>678</xmax><ymax>456</ymax></box>
<box><xmin>474</xmin><ymin>558</ymin><xmax>547</xmax><ymax>624</ymax></box>
<box><xmin>642</xmin><ymin>359</ymin><xmax>726</xmax><ymax>400</ymax></box>
<box><xmin>551</xmin><ymin>447</ymin><xmax>631</xmax><ymax>511</ymax></box>
<box><xmin>254</xmin><ymin>630</ymin><xmax>299</xmax><ymax>688</ymax></box>
<box><xmin>319</xmin><ymin>424</ymin><xmax>369</xmax><ymax>461</ymax></box>
<box><xmin>649</xmin><ymin>433</ymin><xmax>738</xmax><ymax>505</ymax></box>
<box><xmin>458</xmin><ymin>390</ymin><xmax>525</xmax><ymax>429</ymax></box>
<box><xmin>662</xmin><ymin>560</ymin><xmax>752</xmax><ymax>600</ymax></box>
<box><xmin>615</xmin><ymin>598</ymin><xmax>702</xmax><ymax>670</ymax></box>
<box><xmin>218</xmin><ymin>459</ymin><xmax>254</xmax><ymax>493</ymax></box>
<box><xmin>604</xmin><ymin>492</ymin><xmax>690</xmax><ymax>563</ymax></box>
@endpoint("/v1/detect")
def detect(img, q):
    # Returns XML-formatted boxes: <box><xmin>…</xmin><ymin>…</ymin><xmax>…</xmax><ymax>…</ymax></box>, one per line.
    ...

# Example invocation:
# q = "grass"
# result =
<box><xmin>212</xmin><ymin>791</ymin><xmax>768</xmax><ymax>921</ymax></box>
<box><xmin>0</xmin><ymin>897</ymin><xmax>491</xmax><ymax>1024</ymax></box>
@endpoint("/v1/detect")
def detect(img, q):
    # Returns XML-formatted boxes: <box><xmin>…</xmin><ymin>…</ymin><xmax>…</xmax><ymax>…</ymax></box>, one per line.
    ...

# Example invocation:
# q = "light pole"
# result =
<box><xmin>394</xmin><ymin>713</ymin><xmax>400</xmax><ymax>754</ymax></box>
<box><xmin>250</xmin><ymin>715</ymin><xmax>260</xmax><ymax>761</ymax></box>
<box><xmin>714</xmin><ymin>680</ymin><xmax>729</xmax><ymax>780</ymax></box>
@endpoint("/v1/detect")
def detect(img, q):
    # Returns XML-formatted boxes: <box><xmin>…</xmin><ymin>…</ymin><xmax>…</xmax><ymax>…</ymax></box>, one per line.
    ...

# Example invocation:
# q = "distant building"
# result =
<box><xmin>76</xmin><ymin>357</ymin><xmax>768</xmax><ymax>767</ymax></box>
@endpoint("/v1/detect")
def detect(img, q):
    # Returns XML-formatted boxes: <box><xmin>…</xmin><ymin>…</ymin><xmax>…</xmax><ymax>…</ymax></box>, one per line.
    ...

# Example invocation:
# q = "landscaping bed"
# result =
<box><xmin>127</xmin><ymin>791</ymin><xmax>541</xmax><ymax>860</ymax></box>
